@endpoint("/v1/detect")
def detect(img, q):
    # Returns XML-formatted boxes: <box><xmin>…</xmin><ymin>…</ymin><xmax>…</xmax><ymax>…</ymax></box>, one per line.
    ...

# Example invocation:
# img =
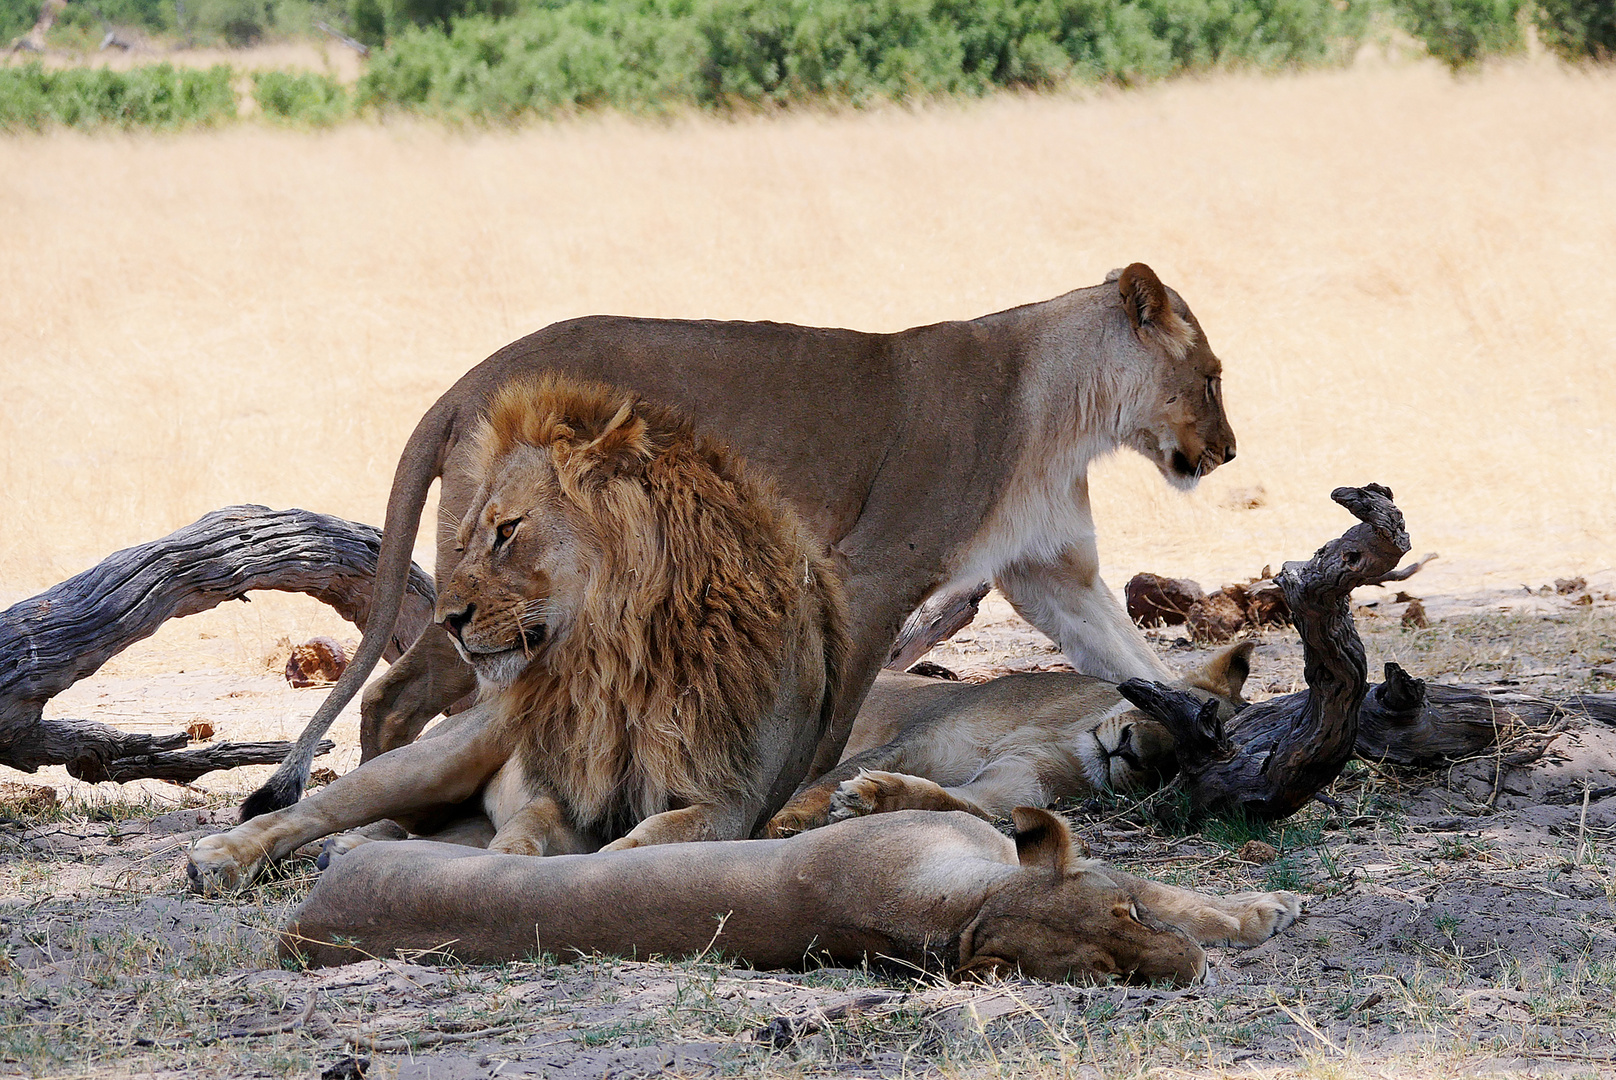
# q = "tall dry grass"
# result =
<box><xmin>2</xmin><ymin>57</ymin><xmax>1614</xmax><ymax>670</ymax></box>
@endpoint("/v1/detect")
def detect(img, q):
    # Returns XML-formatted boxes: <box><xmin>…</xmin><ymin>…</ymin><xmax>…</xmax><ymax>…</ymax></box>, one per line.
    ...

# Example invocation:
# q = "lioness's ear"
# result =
<box><xmin>575</xmin><ymin>398</ymin><xmax>654</xmax><ymax>477</ymax></box>
<box><xmin>1117</xmin><ymin>263</ymin><xmax>1195</xmax><ymax>360</ymax></box>
<box><xmin>1185</xmin><ymin>640</ymin><xmax>1255</xmax><ymax>705</ymax></box>
<box><xmin>1011</xmin><ymin>807</ymin><xmax>1073</xmax><ymax>873</ymax></box>
<box><xmin>950</xmin><ymin>955</ymin><xmax>1017</xmax><ymax>983</ymax></box>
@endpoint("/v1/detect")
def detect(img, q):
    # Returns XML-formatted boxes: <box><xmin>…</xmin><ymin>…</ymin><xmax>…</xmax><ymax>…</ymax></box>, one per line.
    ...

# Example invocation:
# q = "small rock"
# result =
<box><xmin>286</xmin><ymin>637</ymin><xmax>348</xmax><ymax>688</ymax></box>
<box><xmin>1187</xmin><ymin>590</ymin><xmax>1246</xmax><ymax>643</ymax></box>
<box><xmin>1401</xmin><ymin>597</ymin><xmax>1429</xmax><ymax>629</ymax></box>
<box><xmin>185</xmin><ymin>720</ymin><xmax>214</xmax><ymax>741</ymax></box>
<box><xmin>1555</xmin><ymin>577</ymin><xmax>1587</xmax><ymax>595</ymax></box>
<box><xmin>1126</xmin><ymin>573</ymin><xmax>1205</xmax><ymax>627</ymax></box>
<box><xmin>309</xmin><ymin>767</ymin><xmax>340</xmax><ymax>787</ymax></box>
<box><xmin>1237</xmin><ymin>840</ymin><xmax>1279</xmax><ymax>863</ymax></box>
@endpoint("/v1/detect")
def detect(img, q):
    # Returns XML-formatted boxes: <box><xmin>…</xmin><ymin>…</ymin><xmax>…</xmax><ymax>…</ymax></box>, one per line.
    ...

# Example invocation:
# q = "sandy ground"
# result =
<box><xmin>3</xmin><ymin>580</ymin><xmax>1614</xmax><ymax>1079</ymax></box>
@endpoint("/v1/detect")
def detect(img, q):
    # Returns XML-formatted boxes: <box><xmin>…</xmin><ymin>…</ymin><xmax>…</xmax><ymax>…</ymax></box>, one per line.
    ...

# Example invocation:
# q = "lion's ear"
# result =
<box><xmin>1011</xmin><ymin>807</ymin><xmax>1073</xmax><ymax>873</ymax></box>
<box><xmin>950</xmin><ymin>955</ymin><xmax>1017</xmax><ymax>983</ymax></box>
<box><xmin>1185</xmin><ymin>640</ymin><xmax>1255</xmax><ymax>705</ymax></box>
<box><xmin>1118</xmin><ymin>263</ymin><xmax>1195</xmax><ymax>360</ymax></box>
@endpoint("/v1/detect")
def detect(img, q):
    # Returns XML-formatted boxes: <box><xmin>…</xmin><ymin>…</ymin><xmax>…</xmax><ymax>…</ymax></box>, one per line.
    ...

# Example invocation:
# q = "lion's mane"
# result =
<box><xmin>473</xmin><ymin>375</ymin><xmax>848</xmax><ymax>837</ymax></box>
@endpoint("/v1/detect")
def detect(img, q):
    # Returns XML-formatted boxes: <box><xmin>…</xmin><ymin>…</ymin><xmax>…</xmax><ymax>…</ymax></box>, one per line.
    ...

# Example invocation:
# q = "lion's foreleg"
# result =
<box><xmin>600</xmin><ymin>803</ymin><xmax>754</xmax><ymax>851</ymax></box>
<box><xmin>1092</xmin><ymin>864</ymin><xmax>1303</xmax><ymax>948</ymax></box>
<box><xmin>488</xmin><ymin>794</ymin><xmax>594</xmax><ymax>856</ymax></box>
<box><xmin>359</xmin><ymin>624</ymin><xmax>478</xmax><ymax>761</ymax></box>
<box><xmin>188</xmin><ymin>706</ymin><xmax>506</xmax><ymax>895</ymax></box>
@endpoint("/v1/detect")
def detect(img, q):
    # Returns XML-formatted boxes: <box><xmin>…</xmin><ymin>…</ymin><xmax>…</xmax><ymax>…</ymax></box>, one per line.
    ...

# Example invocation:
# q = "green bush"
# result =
<box><xmin>358</xmin><ymin>0</ymin><xmax>1372</xmax><ymax>121</ymax></box>
<box><xmin>253</xmin><ymin>68</ymin><xmax>351</xmax><ymax>123</ymax></box>
<box><xmin>0</xmin><ymin>62</ymin><xmax>236</xmax><ymax>131</ymax></box>
<box><xmin>1534</xmin><ymin>0</ymin><xmax>1616</xmax><ymax>61</ymax></box>
<box><xmin>1390</xmin><ymin>0</ymin><xmax>1523</xmax><ymax>68</ymax></box>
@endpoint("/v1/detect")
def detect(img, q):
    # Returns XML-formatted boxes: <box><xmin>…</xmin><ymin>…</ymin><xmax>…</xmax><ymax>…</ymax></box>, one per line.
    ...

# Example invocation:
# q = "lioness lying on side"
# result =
<box><xmin>766</xmin><ymin>642</ymin><xmax>1254</xmax><ymax>837</ymax></box>
<box><xmin>282</xmin><ymin>807</ymin><xmax>1300</xmax><ymax>985</ymax></box>
<box><xmin>189</xmin><ymin>376</ymin><xmax>847</xmax><ymax>893</ymax></box>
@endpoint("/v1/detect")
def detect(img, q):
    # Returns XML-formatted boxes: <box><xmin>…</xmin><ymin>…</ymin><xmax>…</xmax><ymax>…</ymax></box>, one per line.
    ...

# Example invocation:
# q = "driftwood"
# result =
<box><xmin>1119</xmin><ymin>485</ymin><xmax>1411</xmax><ymax>819</ymax></box>
<box><xmin>0</xmin><ymin>505</ymin><xmax>436</xmax><ymax>781</ymax></box>
<box><xmin>886</xmin><ymin>582</ymin><xmax>992</xmax><ymax>670</ymax></box>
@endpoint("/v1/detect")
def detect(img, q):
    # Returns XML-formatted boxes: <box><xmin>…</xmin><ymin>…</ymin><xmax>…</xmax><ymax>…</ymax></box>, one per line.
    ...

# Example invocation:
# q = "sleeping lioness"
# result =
<box><xmin>766</xmin><ymin>643</ymin><xmax>1255</xmax><ymax>836</ymax></box>
<box><xmin>282</xmin><ymin>807</ymin><xmax>1301</xmax><ymax>985</ymax></box>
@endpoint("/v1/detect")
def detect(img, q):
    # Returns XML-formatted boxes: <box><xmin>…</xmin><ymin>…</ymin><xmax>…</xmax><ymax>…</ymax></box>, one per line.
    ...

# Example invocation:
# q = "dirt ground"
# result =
<box><xmin>3</xmin><ymin>581</ymin><xmax>1614</xmax><ymax>1080</ymax></box>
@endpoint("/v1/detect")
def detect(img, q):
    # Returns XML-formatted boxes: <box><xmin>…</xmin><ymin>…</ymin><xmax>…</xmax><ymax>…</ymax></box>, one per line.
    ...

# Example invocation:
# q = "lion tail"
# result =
<box><xmin>240</xmin><ymin>399</ymin><xmax>458</xmax><ymax>821</ymax></box>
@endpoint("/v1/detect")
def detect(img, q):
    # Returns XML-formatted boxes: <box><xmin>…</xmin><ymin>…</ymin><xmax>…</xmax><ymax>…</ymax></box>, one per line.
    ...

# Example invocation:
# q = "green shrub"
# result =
<box><xmin>0</xmin><ymin>62</ymin><xmax>236</xmax><ymax>131</ymax></box>
<box><xmin>253</xmin><ymin>68</ymin><xmax>351</xmax><ymax>123</ymax></box>
<box><xmin>1534</xmin><ymin>0</ymin><xmax>1616</xmax><ymax>61</ymax></box>
<box><xmin>1390</xmin><ymin>0</ymin><xmax>1524</xmax><ymax>68</ymax></box>
<box><xmin>359</xmin><ymin>0</ymin><xmax>1372</xmax><ymax>121</ymax></box>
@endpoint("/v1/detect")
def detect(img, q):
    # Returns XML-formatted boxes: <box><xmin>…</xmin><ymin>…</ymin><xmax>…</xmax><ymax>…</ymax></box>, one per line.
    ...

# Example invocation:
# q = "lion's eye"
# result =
<box><xmin>494</xmin><ymin>519</ymin><xmax>520</xmax><ymax>547</ymax></box>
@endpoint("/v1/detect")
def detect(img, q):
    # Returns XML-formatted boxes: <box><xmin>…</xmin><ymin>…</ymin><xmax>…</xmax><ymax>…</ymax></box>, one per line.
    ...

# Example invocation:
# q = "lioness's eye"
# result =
<box><xmin>495</xmin><ymin>519</ymin><xmax>519</xmax><ymax>546</ymax></box>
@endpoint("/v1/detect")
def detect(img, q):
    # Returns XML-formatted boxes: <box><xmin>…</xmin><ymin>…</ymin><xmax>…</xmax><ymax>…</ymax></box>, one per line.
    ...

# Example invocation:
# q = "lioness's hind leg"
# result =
<box><xmin>829</xmin><ymin>770</ymin><xmax>995</xmax><ymax>822</ymax></box>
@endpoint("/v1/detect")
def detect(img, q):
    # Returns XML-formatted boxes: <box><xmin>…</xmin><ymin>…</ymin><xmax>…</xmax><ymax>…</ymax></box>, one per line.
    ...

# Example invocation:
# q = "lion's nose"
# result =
<box><xmin>441</xmin><ymin>604</ymin><xmax>475</xmax><ymax>641</ymax></box>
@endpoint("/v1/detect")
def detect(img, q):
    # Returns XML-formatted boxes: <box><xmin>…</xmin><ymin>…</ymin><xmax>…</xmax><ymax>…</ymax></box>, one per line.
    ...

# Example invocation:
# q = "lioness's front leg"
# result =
<box><xmin>828</xmin><ymin>769</ymin><xmax>996</xmax><ymax>822</ymax></box>
<box><xmin>1097</xmin><ymin>865</ymin><xmax>1302</xmax><ymax>948</ymax></box>
<box><xmin>188</xmin><ymin>706</ymin><xmax>506</xmax><ymax>895</ymax></box>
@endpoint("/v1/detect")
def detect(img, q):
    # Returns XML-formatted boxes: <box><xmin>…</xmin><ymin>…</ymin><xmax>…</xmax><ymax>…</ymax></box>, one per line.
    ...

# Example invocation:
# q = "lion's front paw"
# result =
<box><xmin>1223</xmin><ymin>890</ymin><xmax>1303</xmax><ymax>946</ymax></box>
<box><xmin>186</xmin><ymin>833</ymin><xmax>263</xmax><ymax>896</ymax></box>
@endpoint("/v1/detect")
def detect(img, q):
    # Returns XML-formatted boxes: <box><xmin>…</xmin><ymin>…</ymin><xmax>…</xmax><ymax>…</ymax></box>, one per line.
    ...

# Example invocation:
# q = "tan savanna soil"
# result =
<box><xmin>3</xmin><ymin>49</ymin><xmax>1616</xmax><ymax>1080</ymax></box>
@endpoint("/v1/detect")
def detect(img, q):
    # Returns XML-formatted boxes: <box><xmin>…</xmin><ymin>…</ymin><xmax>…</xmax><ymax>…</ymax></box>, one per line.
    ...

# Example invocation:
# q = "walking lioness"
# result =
<box><xmin>281</xmin><ymin>808</ymin><xmax>1301</xmax><ymax>984</ymax></box>
<box><xmin>189</xmin><ymin>377</ymin><xmax>846</xmax><ymax>893</ymax></box>
<box><xmin>247</xmin><ymin>263</ymin><xmax>1237</xmax><ymax>820</ymax></box>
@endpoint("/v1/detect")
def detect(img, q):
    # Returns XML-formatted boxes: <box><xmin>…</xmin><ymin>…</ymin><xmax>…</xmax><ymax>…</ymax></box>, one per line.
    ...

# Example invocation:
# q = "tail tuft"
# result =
<box><xmin>240</xmin><ymin>773</ymin><xmax>304</xmax><ymax>822</ymax></box>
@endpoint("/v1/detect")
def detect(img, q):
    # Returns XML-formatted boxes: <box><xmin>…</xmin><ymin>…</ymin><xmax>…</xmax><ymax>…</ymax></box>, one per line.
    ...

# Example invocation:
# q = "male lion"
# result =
<box><xmin>281</xmin><ymin>808</ymin><xmax>1301</xmax><ymax>985</ymax></box>
<box><xmin>246</xmin><ymin>263</ymin><xmax>1237</xmax><ymax>820</ymax></box>
<box><xmin>188</xmin><ymin>376</ymin><xmax>846</xmax><ymax>892</ymax></box>
<box><xmin>766</xmin><ymin>643</ymin><xmax>1255</xmax><ymax>837</ymax></box>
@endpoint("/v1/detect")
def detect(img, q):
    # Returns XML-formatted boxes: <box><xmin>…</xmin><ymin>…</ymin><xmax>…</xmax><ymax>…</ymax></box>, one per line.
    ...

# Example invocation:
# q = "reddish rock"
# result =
<box><xmin>1187</xmin><ymin>590</ymin><xmax>1247</xmax><ymax>643</ymax></box>
<box><xmin>185</xmin><ymin>720</ymin><xmax>215</xmax><ymax>741</ymax></box>
<box><xmin>1125</xmin><ymin>573</ymin><xmax>1206</xmax><ymax>627</ymax></box>
<box><xmin>1245</xmin><ymin>580</ymin><xmax>1291</xmax><ymax>627</ymax></box>
<box><xmin>285</xmin><ymin>636</ymin><xmax>348</xmax><ymax>688</ymax></box>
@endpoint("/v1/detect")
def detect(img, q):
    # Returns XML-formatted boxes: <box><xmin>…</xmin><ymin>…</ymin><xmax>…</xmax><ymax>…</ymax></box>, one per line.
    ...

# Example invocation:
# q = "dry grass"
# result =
<box><xmin>2</xmin><ymin>56</ymin><xmax>1615</xmax><ymax>666</ymax></box>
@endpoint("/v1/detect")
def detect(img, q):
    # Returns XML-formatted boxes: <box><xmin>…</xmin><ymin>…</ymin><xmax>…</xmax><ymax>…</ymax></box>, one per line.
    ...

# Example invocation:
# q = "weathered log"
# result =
<box><xmin>886</xmin><ymin>582</ymin><xmax>992</xmax><ymax>670</ymax></box>
<box><xmin>1356</xmin><ymin>662</ymin><xmax>1616</xmax><ymax>765</ymax></box>
<box><xmin>96</xmin><ymin>739</ymin><xmax>336</xmax><ymax>784</ymax></box>
<box><xmin>0</xmin><ymin>505</ymin><xmax>436</xmax><ymax>778</ymax></box>
<box><xmin>1119</xmin><ymin>484</ymin><xmax>1411</xmax><ymax>819</ymax></box>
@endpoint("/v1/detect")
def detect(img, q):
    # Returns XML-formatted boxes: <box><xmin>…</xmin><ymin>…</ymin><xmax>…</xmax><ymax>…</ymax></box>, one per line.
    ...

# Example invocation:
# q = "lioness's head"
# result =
<box><xmin>954</xmin><ymin>808</ymin><xmax>1206</xmax><ymax>985</ymax></box>
<box><xmin>1107</xmin><ymin>263</ymin><xmax>1237</xmax><ymax>491</ymax></box>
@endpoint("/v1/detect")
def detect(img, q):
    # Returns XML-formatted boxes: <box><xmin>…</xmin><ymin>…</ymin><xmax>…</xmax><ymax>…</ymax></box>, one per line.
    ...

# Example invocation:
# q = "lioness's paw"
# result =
<box><xmin>186</xmin><ymin>834</ymin><xmax>261</xmax><ymax>896</ymax></box>
<box><xmin>765</xmin><ymin>790</ymin><xmax>833</xmax><ymax>838</ymax></box>
<box><xmin>1224</xmin><ymin>890</ymin><xmax>1303</xmax><ymax>946</ymax></box>
<box><xmin>828</xmin><ymin>770</ymin><xmax>912</xmax><ymax>822</ymax></box>
<box><xmin>599</xmin><ymin>835</ymin><xmax>644</xmax><ymax>853</ymax></box>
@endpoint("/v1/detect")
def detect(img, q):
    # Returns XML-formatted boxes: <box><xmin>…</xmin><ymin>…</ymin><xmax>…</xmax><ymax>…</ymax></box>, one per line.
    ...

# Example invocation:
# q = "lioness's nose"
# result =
<box><xmin>441</xmin><ymin>604</ymin><xmax>475</xmax><ymax>641</ymax></box>
<box><xmin>1223</xmin><ymin>445</ymin><xmax>1236</xmax><ymax>464</ymax></box>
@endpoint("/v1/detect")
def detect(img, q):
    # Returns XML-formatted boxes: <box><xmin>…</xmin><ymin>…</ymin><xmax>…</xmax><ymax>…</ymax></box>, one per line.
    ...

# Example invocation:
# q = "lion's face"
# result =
<box><xmin>1112</xmin><ymin>263</ymin><xmax>1237</xmax><ymax>491</ymax></box>
<box><xmin>436</xmin><ymin>445</ymin><xmax>598</xmax><ymax>689</ymax></box>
